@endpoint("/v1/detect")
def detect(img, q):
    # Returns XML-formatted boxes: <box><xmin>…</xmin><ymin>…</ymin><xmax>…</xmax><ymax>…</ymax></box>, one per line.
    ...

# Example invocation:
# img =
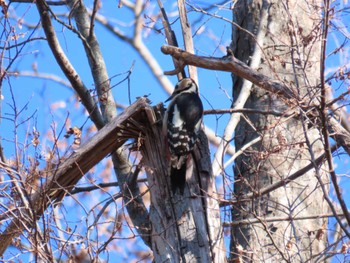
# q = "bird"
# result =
<box><xmin>163</xmin><ymin>78</ymin><xmax>203</xmax><ymax>194</ymax></box>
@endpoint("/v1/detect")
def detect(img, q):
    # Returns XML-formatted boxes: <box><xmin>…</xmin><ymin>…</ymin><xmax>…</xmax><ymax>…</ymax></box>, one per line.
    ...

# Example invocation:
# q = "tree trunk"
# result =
<box><xmin>142</xmin><ymin>105</ymin><xmax>226</xmax><ymax>263</ymax></box>
<box><xmin>230</xmin><ymin>0</ymin><xmax>329</xmax><ymax>262</ymax></box>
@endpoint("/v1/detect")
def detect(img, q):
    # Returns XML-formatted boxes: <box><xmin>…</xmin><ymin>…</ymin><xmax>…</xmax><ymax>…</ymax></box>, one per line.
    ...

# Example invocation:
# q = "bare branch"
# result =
<box><xmin>93</xmin><ymin>12</ymin><xmax>174</xmax><ymax>94</ymax></box>
<box><xmin>157</xmin><ymin>0</ymin><xmax>186</xmax><ymax>80</ymax></box>
<box><xmin>66</xmin><ymin>0</ymin><xmax>115</xmax><ymax>122</ymax></box>
<box><xmin>319</xmin><ymin>0</ymin><xmax>350</xmax><ymax>229</ymax></box>
<box><xmin>223</xmin><ymin>136</ymin><xmax>261</xmax><ymax>170</ymax></box>
<box><xmin>35</xmin><ymin>0</ymin><xmax>104</xmax><ymax>129</ymax></box>
<box><xmin>0</xmin><ymin>97</ymin><xmax>151</xmax><ymax>256</ymax></box>
<box><xmin>177</xmin><ymin>0</ymin><xmax>197</xmax><ymax>82</ymax></box>
<box><xmin>0</xmin><ymin>37</ymin><xmax>46</xmax><ymax>50</ymax></box>
<box><xmin>70</xmin><ymin>179</ymin><xmax>147</xmax><ymax>195</ymax></box>
<box><xmin>10</xmin><ymin>0</ymin><xmax>67</xmax><ymax>5</ymax></box>
<box><xmin>133</xmin><ymin>0</ymin><xmax>144</xmax><ymax>42</ymax></box>
<box><xmin>223</xmin><ymin>212</ymin><xmax>345</xmax><ymax>226</ymax></box>
<box><xmin>220</xmin><ymin>144</ymin><xmax>339</xmax><ymax>207</ymax></box>
<box><xmin>161</xmin><ymin>45</ymin><xmax>298</xmax><ymax>100</ymax></box>
<box><xmin>89</xmin><ymin>0</ymin><xmax>100</xmax><ymax>38</ymax></box>
<box><xmin>65</xmin><ymin>0</ymin><xmax>151</xmax><ymax>247</ymax></box>
<box><xmin>10</xmin><ymin>71</ymin><xmax>72</xmax><ymax>89</ymax></box>
<box><xmin>204</xmin><ymin>108</ymin><xmax>292</xmax><ymax>117</ymax></box>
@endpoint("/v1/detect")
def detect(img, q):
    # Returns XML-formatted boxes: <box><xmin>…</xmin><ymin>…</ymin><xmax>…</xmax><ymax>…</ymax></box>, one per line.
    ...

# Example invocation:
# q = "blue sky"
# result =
<box><xmin>1</xmin><ymin>0</ymin><xmax>350</xmax><ymax>262</ymax></box>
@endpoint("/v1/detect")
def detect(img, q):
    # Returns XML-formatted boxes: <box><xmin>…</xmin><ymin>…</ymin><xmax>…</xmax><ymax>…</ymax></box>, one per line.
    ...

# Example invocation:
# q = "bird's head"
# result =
<box><xmin>165</xmin><ymin>78</ymin><xmax>198</xmax><ymax>102</ymax></box>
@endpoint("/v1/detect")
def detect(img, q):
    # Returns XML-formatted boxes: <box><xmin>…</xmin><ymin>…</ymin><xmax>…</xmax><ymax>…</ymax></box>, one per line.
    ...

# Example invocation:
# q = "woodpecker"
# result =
<box><xmin>163</xmin><ymin>78</ymin><xmax>203</xmax><ymax>194</ymax></box>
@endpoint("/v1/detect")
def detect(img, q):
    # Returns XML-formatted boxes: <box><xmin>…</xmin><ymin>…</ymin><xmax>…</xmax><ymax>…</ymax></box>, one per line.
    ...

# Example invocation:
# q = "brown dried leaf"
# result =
<box><xmin>13</xmin><ymin>237</ymin><xmax>21</xmax><ymax>247</ymax></box>
<box><xmin>316</xmin><ymin>222</ymin><xmax>326</xmax><ymax>241</ymax></box>
<box><xmin>340</xmin><ymin>243</ymin><xmax>347</xmax><ymax>254</ymax></box>
<box><xmin>286</xmin><ymin>237</ymin><xmax>295</xmax><ymax>250</ymax></box>
<box><xmin>73</xmin><ymin>137</ymin><xmax>81</xmax><ymax>146</ymax></box>
<box><xmin>0</xmin><ymin>0</ymin><xmax>8</xmax><ymax>18</ymax></box>
<box><xmin>72</xmin><ymin>126</ymin><xmax>81</xmax><ymax>137</ymax></box>
<box><xmin>65</xmin><ymin>126</ymin><xmax>81</xmax><ymax>138</ymax></box>
<box><xmin>116</xmin><ymin>213</ymin><xmax>123</xmax><ymax>233</ymax></box>
<box><xmin>32</xmin><ymin>138</ymin><xmax>40</xmax><ymax>147</ymax></box>
<box><xmin>32</xmin><ymin>127</ymin><xmax>40</xmax><ymax>146</ymax></box>
<box><xmin>234</xmin><ymin>244</ymin><xmax>244</xmax><ymax>263</ymax></box>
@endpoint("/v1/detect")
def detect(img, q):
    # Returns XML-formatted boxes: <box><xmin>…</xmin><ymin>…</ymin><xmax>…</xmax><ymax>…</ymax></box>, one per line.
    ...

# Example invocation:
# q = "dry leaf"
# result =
<box><xmin>340</xmin><ymin>243</ymin><xmax>347</xmax><ymax>254</ymax></box>
<box><xmin>286</xmin><ymin>237</ymin><xmax>295</xmax><ymax>250</ymax></box>
<box><xmin>0</xmin><ymin>0</ymin><xmax>8</xmax><ymax>18</ymax></box>
<box><xmin>32</xmin><ymin>137</ymin><xmax>40</xmax><ymax>147</ymax></box>
<box><xmin>32</xmin><ymin>127</ymin><xmax>40</xmax><ymax>146</ymax></box>
<box><xmin>234</xmin><ymin>244</ymin><xmax>244</xmax><ymax>263</ymax></box>
<box><xmin>316</xmin><ymin>222</ymin><xmax>326</xmax><ymax>241</ymax></box>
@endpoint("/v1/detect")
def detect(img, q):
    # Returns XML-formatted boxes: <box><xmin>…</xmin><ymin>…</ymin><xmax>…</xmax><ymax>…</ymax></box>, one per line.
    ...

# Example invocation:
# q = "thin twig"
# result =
<box><xmin>204</xmin><ymin>108</ymin><xmax>293</xmax><ymax>117</ymax></box>
<box><xmin>219</xmin><ymin>144</ymin><xmax>339</xmax><ymax>207</ymax></box>
<box><xmin>0</xmin><ymin>37</ymin><xmax>46</xmax><ymax>50</ymax></box>
<box><xmin>157</xmin><ymin>0</ymin><xmax>186</xmax><ymax>79</ymax></box>
<box><xmin>10</xmin><ymin>71</ymin><xmax>72</xmax><ymax>88</ymax></box>
<box><xmin>223</xmin><ymin>212</ymin><xmax>345</xmax><ymax>226</ymax></box>
<box><xmin>10</xmin><ymin>0</ymin><xmax>67</xmax><ymax>4</ymax></box>
<box><xmin>35</xmin><ymin>0</ymin><xmax>104</xmax><ymax>128</ymax></box>
<box><xmin>319</xmin><ymin>0</ymin><xmax>350</xmax><ymax>230</ymax></box>
<box><xmin>161</xmin><ymin>46</ymin><xmax>298</xmax><ymax>100</ymax></box>
<box><xmin>70</xmin><ymin>179</ymin><xmax>147</xmax><ymax>195</ymax></box>
<box><xmin>223</xmin><ymin>137</ymin><xmax>261</xmax><ymax>169</ymax></box>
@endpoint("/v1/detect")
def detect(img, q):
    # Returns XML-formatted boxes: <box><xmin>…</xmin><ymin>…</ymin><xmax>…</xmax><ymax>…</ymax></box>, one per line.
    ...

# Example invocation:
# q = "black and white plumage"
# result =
<box><xmin>163</xmin><ymin>78</ymin><xmax>203</xmax><ymax>194</ymax></box>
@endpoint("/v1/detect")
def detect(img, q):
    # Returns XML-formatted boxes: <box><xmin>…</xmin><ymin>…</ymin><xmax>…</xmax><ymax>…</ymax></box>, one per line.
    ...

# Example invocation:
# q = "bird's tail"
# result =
<box><xmin>170</xmin><ymin>156</ymin><xmax>187</xmax><ymax>195</ymax></box>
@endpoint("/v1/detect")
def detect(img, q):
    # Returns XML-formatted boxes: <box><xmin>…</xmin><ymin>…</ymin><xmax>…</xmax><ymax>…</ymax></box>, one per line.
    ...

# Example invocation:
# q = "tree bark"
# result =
<box><xmin>142</xmin><ymin>104</ymin><xmax>226</xmax><ymax>263</ymax></box>
<box><xmin>230</xmin><ymin>0</ymin><xmax>329</xmax><ymax>262</ymax></box>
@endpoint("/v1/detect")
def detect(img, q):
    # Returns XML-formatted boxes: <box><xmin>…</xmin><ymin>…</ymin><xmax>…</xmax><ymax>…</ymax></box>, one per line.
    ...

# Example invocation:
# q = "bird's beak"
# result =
<box><xmin>165</xmin><ymin>94</ymin><xmax>174</xmax><ymax>103</ymax></box>
<box><xmin>165</xmin><ymin>83</ymin><xmax>178</xmax><ymax>103</ymax></box>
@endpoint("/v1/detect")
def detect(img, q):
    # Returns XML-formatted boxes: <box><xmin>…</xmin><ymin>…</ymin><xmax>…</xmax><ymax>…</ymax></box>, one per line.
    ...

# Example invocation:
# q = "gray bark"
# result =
<box><xmin>142</xmin><ymin>105</ymin><xmax>226</xmax><ymax>263</ymax></box>
<box><xmin>231</xmin><ymin>0</ymin><xmax>329</xmax><ymax>262</ymax></box>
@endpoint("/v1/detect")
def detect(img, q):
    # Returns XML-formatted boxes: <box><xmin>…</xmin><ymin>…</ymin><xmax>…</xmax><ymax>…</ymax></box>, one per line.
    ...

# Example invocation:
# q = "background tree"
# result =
<box><xmin>0</xmin><ymin>0</ymin><xmax>349</xmax><ymax>262</ymax></box>
<box><xmin>230</xmin><ymin>0</ymin><xmax>329</xmax><ymax>261</ymax></box>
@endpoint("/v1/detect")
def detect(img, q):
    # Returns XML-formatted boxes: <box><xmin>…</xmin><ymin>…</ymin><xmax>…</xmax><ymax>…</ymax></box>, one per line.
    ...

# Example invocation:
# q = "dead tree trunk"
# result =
<box><xmin>230</xmin><ymin>0</ymin><xmax>329</xmax><ymax>262</ymax></box>
<box><xmin>141</xmin><ymin>104</ymin><xmax>226</xmax><ymax>263</ymax></box>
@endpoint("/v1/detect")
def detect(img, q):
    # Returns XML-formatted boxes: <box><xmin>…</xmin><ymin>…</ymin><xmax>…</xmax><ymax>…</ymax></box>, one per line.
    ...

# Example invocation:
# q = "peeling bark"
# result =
<box><xmin>142</xmin><ymin>104</ymin><xmax>226</xmax><ymax>263</ymax></box>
